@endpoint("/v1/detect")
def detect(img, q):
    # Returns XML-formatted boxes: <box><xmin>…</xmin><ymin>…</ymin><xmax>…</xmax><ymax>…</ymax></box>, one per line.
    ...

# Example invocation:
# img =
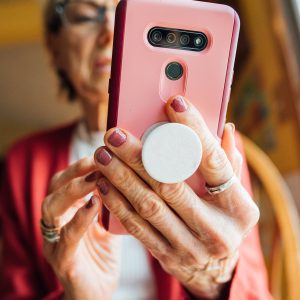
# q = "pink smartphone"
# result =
<box><xmin>103</xmin><ymin>0</ymin><xmax>240</xmax><ymax>234</ymax></box>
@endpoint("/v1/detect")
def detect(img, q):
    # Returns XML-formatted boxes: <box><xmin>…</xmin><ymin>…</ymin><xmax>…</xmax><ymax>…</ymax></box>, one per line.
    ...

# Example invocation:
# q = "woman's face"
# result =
<box><xmin>50</xmin><ymin>0</ymin><xmax>119</xmax><ymax>104</ymax></box>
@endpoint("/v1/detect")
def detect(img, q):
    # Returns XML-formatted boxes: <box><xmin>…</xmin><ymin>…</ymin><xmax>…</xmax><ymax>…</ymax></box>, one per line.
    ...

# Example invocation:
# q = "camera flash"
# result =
<box><xmin>195</xmin><ymin>37</ymin><xmax>202</xmax><ymax>45</ymax></box>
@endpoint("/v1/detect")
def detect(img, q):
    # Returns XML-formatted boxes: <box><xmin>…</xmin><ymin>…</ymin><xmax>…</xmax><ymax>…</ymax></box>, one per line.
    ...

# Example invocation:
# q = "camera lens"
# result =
<box><xmin>194</xmin><ymin>33</ymin><xmax>208</xmax><ymax>50</ymax></box>
<box><xmin>166</xmin><ymin>33</ymin><xmax>176</xmax><ymax>44</ymax></box>
<box><xmin>151</xmin><ymin>30</ymin><xmax>162</xmax><ymax>43</ymax></box>
<box><xmin>180</xmin><ymin>34</ymin><xmax>190</xmax><ymax>46</ymax></box>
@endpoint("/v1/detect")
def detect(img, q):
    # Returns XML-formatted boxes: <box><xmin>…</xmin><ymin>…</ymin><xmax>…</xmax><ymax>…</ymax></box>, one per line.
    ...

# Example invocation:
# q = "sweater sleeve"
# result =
<box><xmin>0</xmin><ymin>152</ymin><xmax>41</xmax><ymax>299</ymax></box>
<box><xmin>0</xmin><ymin>146</ymin><xmax>63</xmax><ymax>300</ymax></box>
<box><xmin>226</xmin><ymin>132</ymin><xmax>272</xmax><ymax>300</ymax></box>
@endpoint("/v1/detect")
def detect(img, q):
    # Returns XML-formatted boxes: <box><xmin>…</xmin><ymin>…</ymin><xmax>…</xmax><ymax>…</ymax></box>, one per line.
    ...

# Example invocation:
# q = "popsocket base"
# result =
<box><xmin>142</xmin><ymin>123</ymin><xmax>202</xmax><ymax>184</ymax></box>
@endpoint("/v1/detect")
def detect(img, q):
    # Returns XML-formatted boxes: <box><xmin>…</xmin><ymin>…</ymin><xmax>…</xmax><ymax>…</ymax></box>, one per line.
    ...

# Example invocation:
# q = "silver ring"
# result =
<box><xmin>40</xmin><ymin>219</ymin><xmax>61</xmax><ymax>243</ymax></box>
<box><xmin>205</xmin><ymin>174</ymin><xmax>237</xmax><ymax>196</ymax></box>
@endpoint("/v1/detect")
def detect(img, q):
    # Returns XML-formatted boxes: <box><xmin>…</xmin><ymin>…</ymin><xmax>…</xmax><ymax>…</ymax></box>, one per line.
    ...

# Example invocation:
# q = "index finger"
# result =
<box><xmin>49</xmin><ymin>156</ymin><xmax>97</xmax><ymax>193</ymax></box>
<box><xmin>165</xmin><ymin>95</ymin><xmax>234</xmax><ymax>187</ymax></box>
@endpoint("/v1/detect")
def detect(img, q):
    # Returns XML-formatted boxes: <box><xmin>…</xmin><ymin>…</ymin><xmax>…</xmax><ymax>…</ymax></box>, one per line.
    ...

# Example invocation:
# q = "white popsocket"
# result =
<box><xmin>142</xmin><ymin>123</ymin><xmax>202</xmax><ymax>184</ymax></box>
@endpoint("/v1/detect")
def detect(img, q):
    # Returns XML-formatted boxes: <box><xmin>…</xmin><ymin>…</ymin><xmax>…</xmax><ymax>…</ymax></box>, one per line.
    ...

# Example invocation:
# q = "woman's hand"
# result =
<box><xmin>94</xmin><ymin>96</ymin><xmax>260</xmax><ymax>299</ymax></box>
<box><xmin>41</xmin><ymin>157</ymin><xmax>121</xmax><ymax>300</ymax></box>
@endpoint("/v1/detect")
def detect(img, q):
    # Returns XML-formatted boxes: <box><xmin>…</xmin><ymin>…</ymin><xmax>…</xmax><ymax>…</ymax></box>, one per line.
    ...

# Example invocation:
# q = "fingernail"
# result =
<box><xmin>171</xmin><ymin>96</ymin><xmax>188</xmax><ymax>113</ymax></box>
<box><xmin>228</xmin><ymin>123</ymin><xmax>235</xmax><ymax>134</ymax></box>
<box><xmin>108</xmin><ymin>129</ymin><xmax>127</xmax><ymax>147</ymax></box>
<box><xmin>86</xmin><ymin>196</ymin><xmax>95</xmax><ymax>209</ymax></box>
<box><xmin>85</xmin><ymin>172</ymin><xmax>98</xmax><ymax>182</ymax></box>
<box><xmin>95</xmin><ymin>147</ymin><xmax>112</xmax><ymax>165</ymax></box>
<box><xmin>97</xmin><ymin>178</ymin><xmax>109</xmax><ymax>195</ymax></box>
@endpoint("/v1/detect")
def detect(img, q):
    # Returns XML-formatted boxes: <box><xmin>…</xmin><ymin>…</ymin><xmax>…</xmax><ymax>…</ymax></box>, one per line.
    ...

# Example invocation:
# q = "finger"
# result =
<box><xmin>221</xmin><ymin>123</ymin><xmax>243</xmax><ymax>179</ymax></box>
<box><xmin>96</xmin><ymin>177</ymin><xmax>173</xmax><ymax>258</ymax></box>
<box><xmin>165</xmin><ymin>95</ymin><xmax>234</xmax><ymax>187</ymax></box>
<box><xmin>49</xmin><ymin>156</ymin><xmax>97</xmax><ymax>193</ymax></box>
<box><xmin>94</xmin><ymin>148</ymin><xmax>197</xmax><ymax>249</ymax></box>
<box><xmin>97</xmin><ymin>176</ymin><xmax>243</xmax><ymax>260</ymax></box>
<box><xmin>57</xmin><ymin>195</ymin><xmax>100</xmax><ymax>257</ymax></box>
<box><xmin>104</xmin><ymin>128</ymin><xmax>202</xmax><ymax>209</ymax></box>
<box><xmin>104</xmin><ymin>127</ymin><xmax>157</xmax><ymax>186</ymax></box>
<box><xmin>42</xmin><ymin>172</ymin><xmax>101</xmax><ymax>226</ymax></box>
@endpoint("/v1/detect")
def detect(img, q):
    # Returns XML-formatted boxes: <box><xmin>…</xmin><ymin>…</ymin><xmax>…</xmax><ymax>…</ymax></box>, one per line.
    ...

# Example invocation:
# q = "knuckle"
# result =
<box><xmin>42</xmin><ymin>195</ymin><xmax>53</xmax><ymax>220</ymax></box>
<box><xmin>161</xmin><ymin>258</ymin><xmax>177</xmax><ymax>274</ymax></box>
<box><xmin>210</xmin><ymin>239</ymin><xmax>232</xmax><ymax>258</ymax></box>
<box><xmin>49</xmin><ymin>172</ymin><xmax>62</xmax><ymax>192</ymax></box>
<box><xmin>244</xmin><ymin>202</ymin><xmax>260</xmax><ymax>229</ymax></box>
<box><xmin>113</xmin><ymin>167</ymin><xmax>133</xmax><ymax>190</ymax></box>
<box><xmin>63</xmin><ymin>180</ymin><xmax>76</xmax><ymax>197</ymax></box>
<box><xmin>42</xmin><ymin>196</ymin><xmax>50</xmax><ymax>215</ymax></box>
<box><xmin>182</xmin><ymin>251</ymin><xmax>200</xmax><ymax>266</ymax></box>
<box><xmin>157</xmin><ymin>248</ymin><xmax>171</xmax><ymax>262</ymax></box>
<box><xmin>73</xmin><ymin>159</ymin><xmax>83</xmax><ymax>174</ymax></box>
<box><xmin>150</xmin><ymin>245</ymin><xmax>169</xmax><ymax>261</ymax></box>
<box><xmin>203</xmin><ymin>227</ymin><xmax>237</xmax><ymax>258</ymax></box>
<box><xmin>71</xmin><ymin>157</ymin><xmax>88</xmax><ymax>176</ymax></box>
<box><xmin>157</xmin><ymin>182</ymin><xmax>185</xmax><ymax>204</ymax></box>
<box><xmin>127</xmin><ymin>148</ymin><xmax>144</xmax><ymax>171</ymax></box>
<box><xmin>123</xmin><ymin>217</ymin><xmax>144</xmax><ymax>239</ymax></box>
<box><xmin>235</xmin><ymin>150</ymin><xmax>243</xmax><ymax>166</ymax></box>
<box><xmin>136</xmin><ymin>194</ymin><xmax>163</xmax><ymax>219</ymax></box>
<box><xmin>63</xmin><ymin>267</ymin><xmax>80</xmax><ymax>283</ymax></box>
<box><xmin>204</xmin><ymin>144</ymin><xmax>228</xmax><ymax>172</ymax></box>
<box><xmin>232</xmin><ymin>150</ymin><xmax>243</xmax><ymax>170</ymax></box>
<box><xmin>152</xmin><ymin>242</ymin><xmax>169</xmax><ymax>257</ymax></box>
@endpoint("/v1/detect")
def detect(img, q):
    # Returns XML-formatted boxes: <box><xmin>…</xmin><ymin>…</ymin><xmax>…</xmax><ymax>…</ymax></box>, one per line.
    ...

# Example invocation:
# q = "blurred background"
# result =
<box><xmin>1</xmin><ymin>0</ymin><xmax>300</xmax><ymax>298</ymax></box>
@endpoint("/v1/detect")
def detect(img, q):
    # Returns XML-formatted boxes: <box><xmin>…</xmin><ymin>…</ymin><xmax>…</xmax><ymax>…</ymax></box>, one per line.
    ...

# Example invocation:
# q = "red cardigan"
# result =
<box><xmin>0</xmin><ymin>123</ymin><xmax>272</xmax><ymax>300</ymax></box>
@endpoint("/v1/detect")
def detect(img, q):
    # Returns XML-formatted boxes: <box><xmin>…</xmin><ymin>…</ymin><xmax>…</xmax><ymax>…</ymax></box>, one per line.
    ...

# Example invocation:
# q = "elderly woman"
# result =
<box><xmin>0</xmin><ymin>0</ymin><xmax>272</xmax><ymax>299</ymax></box>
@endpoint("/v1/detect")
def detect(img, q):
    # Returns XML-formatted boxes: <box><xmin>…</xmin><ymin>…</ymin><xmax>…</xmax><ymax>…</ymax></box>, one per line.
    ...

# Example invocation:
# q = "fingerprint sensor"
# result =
<box><xmin>165</xmin><ymin>62</ymin><xmax>183</xmax><ymax>80</ymax></box>
<box><xmin>159</xmin><ymin>60</ymin><xmax>186</xmax><ymax>102</ymax></box>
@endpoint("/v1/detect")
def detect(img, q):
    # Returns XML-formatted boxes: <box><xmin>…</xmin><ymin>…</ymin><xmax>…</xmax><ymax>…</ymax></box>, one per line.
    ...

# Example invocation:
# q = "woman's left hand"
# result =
<box><xmin>93</xmin><ymin>96</ymin><xmax>260</xmax><ymax>299</ymax></box>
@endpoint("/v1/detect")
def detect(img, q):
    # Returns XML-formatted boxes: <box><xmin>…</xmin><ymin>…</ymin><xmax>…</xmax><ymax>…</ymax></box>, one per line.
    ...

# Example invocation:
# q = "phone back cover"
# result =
<box><xmin>106</xmin><ymin>0</ymin><xmax>240</xmax><ymax>232</ymax></box>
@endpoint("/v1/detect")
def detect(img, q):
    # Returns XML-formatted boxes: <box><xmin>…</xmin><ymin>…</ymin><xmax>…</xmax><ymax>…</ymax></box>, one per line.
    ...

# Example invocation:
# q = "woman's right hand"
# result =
<box><xmin>41</xmin><ymin>157</ymin><xmax>121</xmax><ymax>300</ymax></box>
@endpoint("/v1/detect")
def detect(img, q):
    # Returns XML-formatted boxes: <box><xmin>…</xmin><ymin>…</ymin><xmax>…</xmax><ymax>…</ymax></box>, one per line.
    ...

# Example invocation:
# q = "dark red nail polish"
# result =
<box><xmin>108</xmin><ymin>129</ymin><xmax>127</xmax><ymax>147</ymax></box>
<box><xmin>86</xmin><ymin>196</ymin><xmax>95</xmax><ymax>209</ymax></box>
<box><xmin>85</xmin><ymin>172</ymin><xmax>98</xmax><ymax>182</ymax></box>
<box><xmin>171</xmin><ymin>96</ymin><xmax>188</xmax><ymax>112</ymax></box>
<box><xmin>95</xmin><ymin>147</ymin><xmax>112</xmax><ymax>165</ymax></box>
<box><xmin>97</xmin><ymin>178</ymin><xmax>109</xmax><ymax>195</ymax></box>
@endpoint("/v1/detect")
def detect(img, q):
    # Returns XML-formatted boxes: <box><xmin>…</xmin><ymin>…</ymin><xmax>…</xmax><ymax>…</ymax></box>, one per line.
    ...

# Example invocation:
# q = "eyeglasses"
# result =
<box><xmin>55</xmin><ymin>1</ymin><xmax>115</xmax><ymax>32</ymax></box>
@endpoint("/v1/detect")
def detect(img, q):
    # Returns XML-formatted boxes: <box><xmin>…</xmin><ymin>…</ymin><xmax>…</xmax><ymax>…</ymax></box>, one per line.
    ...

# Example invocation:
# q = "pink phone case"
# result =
<box><xmin>103</xmin><ymin>0</ymin><xmax>240</xmax><ymax>234</ymax></box>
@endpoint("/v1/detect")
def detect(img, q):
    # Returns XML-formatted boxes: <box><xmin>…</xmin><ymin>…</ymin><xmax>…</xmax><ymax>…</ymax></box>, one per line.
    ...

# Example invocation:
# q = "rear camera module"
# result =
<box><xmin>148</xmin><ymin>27</ymin><xmax>209</xmax><ymax>52</ymax></box>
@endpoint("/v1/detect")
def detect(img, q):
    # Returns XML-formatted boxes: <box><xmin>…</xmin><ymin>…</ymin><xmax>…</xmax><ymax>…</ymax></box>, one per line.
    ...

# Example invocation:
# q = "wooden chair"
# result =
<box><xmin>241</xmin><ymin>134</ymin><xmax>300</xmax><ymax>300</ymax></box>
